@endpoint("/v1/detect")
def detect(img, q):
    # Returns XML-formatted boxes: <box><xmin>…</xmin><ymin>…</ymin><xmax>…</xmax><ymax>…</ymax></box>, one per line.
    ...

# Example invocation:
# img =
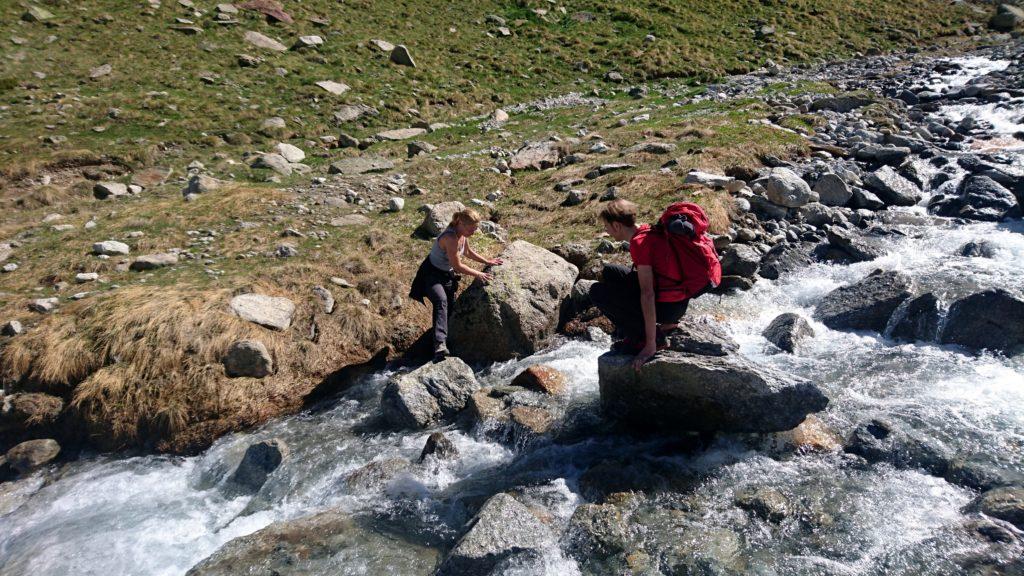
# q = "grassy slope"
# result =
<box><xmin>0</xmin><ymin>0</ymin><xmax>989</xmax><ymax>453</ymax></box>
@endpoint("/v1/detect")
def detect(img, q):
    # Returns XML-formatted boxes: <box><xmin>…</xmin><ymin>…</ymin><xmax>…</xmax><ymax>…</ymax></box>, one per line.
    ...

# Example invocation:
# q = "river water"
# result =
<box><xmin>1</xmin><ymin>53</ymin><xmax>1022</xmax><ymax>575</ymax></box>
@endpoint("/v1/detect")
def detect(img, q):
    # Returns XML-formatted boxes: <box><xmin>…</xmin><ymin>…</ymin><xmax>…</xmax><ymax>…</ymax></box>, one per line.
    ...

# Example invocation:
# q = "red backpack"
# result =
<box><xmin>642</xmin><ymin>202</ymin><xmax>722</xmax><ymax>300</ymax></box>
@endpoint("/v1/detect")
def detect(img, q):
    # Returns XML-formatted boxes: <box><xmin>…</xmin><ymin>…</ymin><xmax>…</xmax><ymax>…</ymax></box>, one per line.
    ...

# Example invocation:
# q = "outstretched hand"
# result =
<box><xmin>633</xmin><ymin>344</ymin><xmax>657</xmax><ymax>371</ymax></box>
<box><xmin>487</xmin><ymin>258</ymin><xmax>504</xmax><ymax>266</ymax></box>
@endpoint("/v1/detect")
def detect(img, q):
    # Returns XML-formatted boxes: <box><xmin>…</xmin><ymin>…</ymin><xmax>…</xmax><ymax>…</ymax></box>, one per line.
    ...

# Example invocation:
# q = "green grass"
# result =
<box><xmin>0</xmin><ymin>0</ymin><xmax>979</xmax><ymax>177</ymax></box>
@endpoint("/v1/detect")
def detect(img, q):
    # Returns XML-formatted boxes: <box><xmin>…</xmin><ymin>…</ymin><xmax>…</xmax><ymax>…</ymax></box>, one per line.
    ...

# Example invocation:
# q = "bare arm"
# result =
<box><xmin>443</xmin><ymin>235</ymin><xmax>490</xmax><ymax>281</ymax></box>
<box><xmin>634</xmin><ymin>265</ymin><xmax>658</xmax><ymax>369</ymax></box>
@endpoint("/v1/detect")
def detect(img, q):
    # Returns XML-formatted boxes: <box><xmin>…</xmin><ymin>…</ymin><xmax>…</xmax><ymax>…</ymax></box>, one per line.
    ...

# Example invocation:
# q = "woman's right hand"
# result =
<box><xmin>477</xmin><ymin>271</ymin><xmax>493</xmax><ymax>284</ymax></box>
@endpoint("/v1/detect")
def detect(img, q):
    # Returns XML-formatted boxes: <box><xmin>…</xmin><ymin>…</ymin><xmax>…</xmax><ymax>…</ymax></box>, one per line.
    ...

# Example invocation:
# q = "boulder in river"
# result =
<box><xmin>939</xmin><ymin>289</ymin><xmax>1024</xmax><ymax>354</ymax></box>
<box><xmin>420</xmin><ymin>432</ymin><xmax>459</xmax><ymax>462</ymax></box>
<box><xmin>824</xmin><ymin>228</ymin><xmax>884</xmax><ymax>264</ymax></box>
<box><xmin>958</xmin><ymin>240</ymin><xmax>999</xmax><ymax>258</ymax></box>
<box><xmin>598</xmin><ymin>326</ymin><xmax>828</xmax><ymax>432</ymax></box>
<box><xmin>814</xmin><ymin>270</ymin><xmax>913</xmax><ymax>333</ymax></box>
<box><xmin>435</xmin><ymin>492</ymin><xmax>554</xmax><ymax>576</ymax></box>
<box><xmin>186</xmin><ymin>508</ymin><xmax>438</xmax><ymax>575</ymax></box>
<box><xmin>844</xmin><ymin>418</ymin><xmax>952</xmax><ymax>477</ymax></box>
<box><xmin>511</xmin><ymin>365</ymin><xmax>567</xmax><ymax>395</ymax></box>
<box><xmin>5</xmin><ymin>439</ymin><xmax>60</xmax><ymax>474</ymax></box>
<box><xmin>891</xmin><ymin>293</ymin><xmax>941</xmax><ymax>343</ymax></box>
<box><xmin>448</xmin><ymin>241</ymin><xmax>577</xmax><ymax>363</ymax></box>
<box><xmin>381</xmin><ymin>357</ymin><xmax>479</xmax><ymax>429</ymax></box>
<box><xmin>762</xmin><ymin>313</ymin><xmax>814</xmax><ymax>353</ymax></box>
<box><xmin>228</xmin><ymin>438</ymin><xmax>288</xmax><ymax>493</ymax></box>
<box><xmin>966</xmin><ymin>485</ymin><xmax>1024</xmax><ymax>531</ymax></box>
<box><xmin>929</xmin><ymin>175</ymin><xmax>1021</xmax><ymax>222</ymax></box>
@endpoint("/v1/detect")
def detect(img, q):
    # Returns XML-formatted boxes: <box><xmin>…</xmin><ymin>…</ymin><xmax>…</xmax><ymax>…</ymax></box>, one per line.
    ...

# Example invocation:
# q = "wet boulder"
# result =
<box><xmin>344</xmin><ymin>458</ymin><xmax>412</xmax><ymax>492</ymax></box>
<box><xmin>565</xmin><ymin>502</ymin><xmax>633</xmax><ymax>566</ymax></box>
<box><xmin>186</xmin><ymin>509</ymin><xmax>439</xmax><ymax>576</ymax></box>
<box><xmin>762</xmin><ymin>313</ymin><xmax>814</xmax><ymax>353</ymax></box>
<box><xmin>381</xmin><ymin>357</ymin><xmax>479</xmax><ymax>429</ymax></box>
<box><xmin>465</xmin><ymin>387</ymin><xmax>559</xmax><ymax>444</ymax></box>
<box><xmin>844</xmin><ymin>419</ymin><xmax>952</xmax><ymax>477</ymax></box>
<box><xmin>598</xmin><ymin>345</ymin><xmax>828</xmax><ymax>433</ymax></box>
<box><xmin>510</xmin><ymin>365</ymin><xmax>567</xmax><ymax>395</ymax></box>
<box><xmin>855</xmin><ymin>145</ymin><xmax>912</xmax><ymax>166</ymax></box>
<box><xmin>228</xmin><ymin>438</ymin><xmax>288</xmax><ymax>493</ymax></box>
<box><xmin>449</xmin><ymin>241</ymin><xmax>577</xmax><ymax>363</ymax></box>
<box><xmin>823</xmin><ymin>228</ymin><xmax>884</xmax><ymax>264</ymax></box>
<box><xmin>814</xmin><ymin>270</ymin><xmax>913</xmax><ymax>333</ymax></box>
<box><xmin>863</xmin><ymin>166</ymin><xmax>920</xmax><ymax>207</ymax></box>
<box><xmin>939</xmin><ymin>289</ymin><xmax>1024</xmax><ymax>354</ymax></box>
<box><xmin>435</xmin><ymin>492</ymin><xmax>555</xmax><ymax>576</ymax></box>
<box><xmin>958</xmin><ymin>240</ymin><xmax>999</xmax><ymax>258</ymax></box>
<box><xmin>891</xmin><ymin>293</ymin><xmax>941</xmax><ymax>342</ymax></box>
<box><xmin>734</xmin><ymin>487</ymin><xmax>791</xmax><ymax>522</ymax></box>
<box><xmin>758</xmin><ymin>240</ymin><xmax>821</xmax><ymax>280</ymax></box>
<box><xmin>420</xmin><ymin>432</ymin><xmax>459</xmax><ymax>462</ymax></box>
<box><xmin>966</xmin><ymin>486</ymin><xmax>1024</xmax><ymax>531</ymax></box>
<box><xmin>763</xmin><ymin>168</ymin><xmax>818</xmax><ymax>208</ymax></box>
<box><xmin>929</xmin><ymin>175</ymin><xmax>1020</xmax><ymax>222</ymax></box>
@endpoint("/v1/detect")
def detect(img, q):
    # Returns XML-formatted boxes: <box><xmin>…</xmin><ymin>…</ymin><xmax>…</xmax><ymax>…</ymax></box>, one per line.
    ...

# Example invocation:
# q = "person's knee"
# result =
<box><xmin>589</xmin><ymin>282</ymin><xmax>610</xmax><ymax>309</ymax></box>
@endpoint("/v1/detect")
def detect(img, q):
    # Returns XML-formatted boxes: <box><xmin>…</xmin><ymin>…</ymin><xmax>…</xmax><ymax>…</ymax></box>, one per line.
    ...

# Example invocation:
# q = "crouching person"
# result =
<box><xmin>591</xmin><ymin>199</ymin><xmax>721</xmax><ymax>369</ymax></box>
<box><xmin>409</xmin><ymin>209</ymin><xmax>503</xmax><ymax>361</ymax></box>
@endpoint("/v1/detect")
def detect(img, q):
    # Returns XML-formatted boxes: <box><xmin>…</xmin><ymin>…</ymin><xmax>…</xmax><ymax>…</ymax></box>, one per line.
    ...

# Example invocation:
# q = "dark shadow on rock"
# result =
<box><xmin>303</xmin><ymin>347</ymin><xmax>391</xmax><ymax>407</ymax></box>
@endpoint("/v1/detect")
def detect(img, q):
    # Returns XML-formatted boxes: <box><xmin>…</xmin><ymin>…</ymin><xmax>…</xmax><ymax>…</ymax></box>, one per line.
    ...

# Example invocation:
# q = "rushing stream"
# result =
<box><xmin>2</xmin><ymin>50</ymin><xmax>1023</xmax><ymax>575</ymax></box>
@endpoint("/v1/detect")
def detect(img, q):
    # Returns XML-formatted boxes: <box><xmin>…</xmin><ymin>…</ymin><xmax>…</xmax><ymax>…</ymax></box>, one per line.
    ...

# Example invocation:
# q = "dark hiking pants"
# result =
<box><xmin>589</xmin><ymin>263</ymin><xmax>690</xmax><ymax>344</ymax></box>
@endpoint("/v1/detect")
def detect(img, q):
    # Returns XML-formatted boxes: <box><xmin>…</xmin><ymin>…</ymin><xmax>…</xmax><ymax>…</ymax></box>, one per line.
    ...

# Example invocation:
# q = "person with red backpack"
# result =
<box><xmin>591</xmin><ymin>199</ymin><xmax>722</xmax><ymax>369</ymax></box>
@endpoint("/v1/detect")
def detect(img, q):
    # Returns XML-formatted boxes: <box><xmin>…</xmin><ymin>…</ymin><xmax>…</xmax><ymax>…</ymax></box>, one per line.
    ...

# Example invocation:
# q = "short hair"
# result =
<box><xmin>599</xmin><ymin>199</ymin><xmax>637</xmax><ymax>227</ymax></box>
<box><xmin>449</xmin><ymin>208</ymin><xmax>482</xmax><ymax>228</ymax></box>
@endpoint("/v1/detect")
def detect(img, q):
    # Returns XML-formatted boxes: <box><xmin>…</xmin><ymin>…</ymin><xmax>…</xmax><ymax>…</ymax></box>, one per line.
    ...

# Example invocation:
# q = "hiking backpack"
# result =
<box><xmin>646</xmin><ymin>202</ymin><xmax>722</xmax><ymax>300</ymax></box>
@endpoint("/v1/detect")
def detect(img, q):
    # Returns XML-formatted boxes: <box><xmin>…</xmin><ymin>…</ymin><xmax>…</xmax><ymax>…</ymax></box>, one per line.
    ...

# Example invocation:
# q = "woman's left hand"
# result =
<box><xmin>633</xmin><ymin>344</ymin><xmax>657</xmax><ymax>371</ymax></box>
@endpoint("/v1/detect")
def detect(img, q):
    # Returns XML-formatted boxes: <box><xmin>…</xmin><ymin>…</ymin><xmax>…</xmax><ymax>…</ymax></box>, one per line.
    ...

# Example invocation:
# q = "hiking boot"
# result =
<box><xmin>433</xmin><ymin>342</ymin><xmax>450</xmax><ymax>361</ymax></box>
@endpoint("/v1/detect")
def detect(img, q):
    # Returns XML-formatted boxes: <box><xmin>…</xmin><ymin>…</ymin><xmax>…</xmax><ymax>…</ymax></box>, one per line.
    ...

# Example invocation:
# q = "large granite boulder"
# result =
<box><xmin>435</xmin><ymin>493</ymin><xmax>554</xmax><ymax>576</ymax></box>
<box><xmin>186</xmin><ymin>508</ymin><xmax>438</xmax><ymax>575</ymax></box>
<box><xmin>228</xmin><ymin>438</ymin><xmax>288</xmax><ymax>493</ymax></box>
<box><xmin>929</xmin><ymin>175</ymin><xmax>1021</xmax><ymax>222</ymax></box>
<box><xmin>381</xmin><ymin>357</ymin><xmax>480</xmax><ymax>428</ymax></box>
<box><xmin>863</xmin><ymin>166</ymin><xmax>920</xmax><ymax>206</ymax></box>
<box><xmin>448</xmin><ymin>241</ymin><xmax>577</xmax><ymax>363</ymax></box>
<box><xmin>599</xmin><ymin>320</ymin><xmax>828</xmax><ymax>433</ymax></box>
<box><xmin>814</xmin><ymin>270</ymin><xmax>913</xmax><ymax>333</ymax></box>
<box><xmin>939</xmin><ymin>289</ymin><xmax>1024</xmax><ymax>354</ymax></box>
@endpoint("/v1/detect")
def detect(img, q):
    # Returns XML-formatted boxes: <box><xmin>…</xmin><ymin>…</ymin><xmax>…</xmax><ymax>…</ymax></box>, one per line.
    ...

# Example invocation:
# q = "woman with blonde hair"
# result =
<box><xmin>409</xmin><ymin>209</ymin><xmax>502</xmax><ymax>360</ymax></box>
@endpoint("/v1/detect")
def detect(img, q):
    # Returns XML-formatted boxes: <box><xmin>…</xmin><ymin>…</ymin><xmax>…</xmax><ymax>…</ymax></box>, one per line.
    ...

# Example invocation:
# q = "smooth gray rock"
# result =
<box><xmin>435</xmin><ymin>493</ymin><xmax>554</xmax><ymax>576</ymax></box>
<box><xmin>228</xmin><ymin>439</ymin><xmax>288</xmax><ymax>493</ymax></box>
<box><xmin>93</xmin><ymin>182</ymin><xmax>129</xmax><ymax>199</ymax></box>
<box><xmin>764</xmin><ymin>168</ymin><xmax>818</xmax><ymax>208</ymax></box>
<box><xmin>184</xmin><ymin>174</ymin><xmax>222</xmax><ymax>195</ymax></box>
<box><xmin>814</xmin><ymin>270</ymin><xmax>913</xmax><ymax>332</ymax></box>
<box><xmin>449</xmin><ymin>241</ymin><xmax>577</xmax><ymax>363</ymax></box>
<box><xmin>390</xmin><ymin>44</ymin><xmax>416</xmax><ymax>67</ymax></box>
<box><xmin>763</xmin><ymin>313</ymin><xmax>815</xmax><ymax>353</ymax></box>
<box><xmin>508</xmin><ymin>140</ymin><xmax>563</xmax><ymax>171</ymax></box>
<box><xmin>958</xmin><ymin>240</ymin><xmax>999</xmax><ymax>258</ymax></box>
<box><xmin>863</xmin><ymin>166</ymin><xmax>920</xmax><ymax>206</ymax></box>
<box><xmin>130</xmin><ymin>253</ymin><xmax>178</xmax><ymax>271</ymax></box>
<box><xmin>251</xmin><ymin>153</ymin><xmax>292</xmax><ymax>176</ymax></box>
<box><xmin>92</xmin><ymin>240</ymin><xmax>130</xmax><ymax>256</ymax></box>
<box><xmin>940</xmin><ymin>289</ymin><xmax>1024</xmax><ymax>354</ymax></box>
<box><xmin>223</xmin><ymin>340</ymin><xmax>274</xmax><ymax>378</ymax></box>
<box><xmin>243</xmin><ymin>30</ymin><xmax>287</xmax><ymax>52</ymax></box>
<box><xmin>856</xmin><ymin>145</ymin><xmax>912</xmax><ymax>166</ymax></box>
<box><xmin>598</xmin><ymin>350</ymin><xmax>828</xmax><ymax>433</ymax></box>
<box><xmin>416</xmin><ymin>201</ymin><xmax>466</xmax><ymax>238</ymax></box>
<box><xmin>381</xmin><ymin>357</ymin><xmax>479</xmax><ymax>429</ymax></box>
<box><xmin>229</xmin><ymin>294</ymin><xmax>295</xmax><ymax>331</ymax></box>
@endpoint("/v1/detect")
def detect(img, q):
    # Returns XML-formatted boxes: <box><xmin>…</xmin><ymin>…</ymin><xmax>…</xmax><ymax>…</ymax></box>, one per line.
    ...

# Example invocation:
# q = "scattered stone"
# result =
<box><xmin>228</xmin><ymin>439</ymin><xmax>288</xmax><ymax>492</ymax></box>
<box><xmin>334</xmin><ymin>104</ymin><xmax>378</xmax><ymax>124</ymax></box>
<box><xmin>407</xmin><ymin>140</ymin><xmax>437</xmax><ymax>157</ymax></box>
<box><xmin>223</xmin><ymin>340</ymin><xmax>274</xmax><ymax>378</ymax></box>
<box><xmin>449</xmin><ymin>241</ymin><xmax>578</xmax><ymax>363</ymax></box>
<box><xmin>236</xmin><ymin>0</ymin><xmax>293</xmax><ymax>23</ymax></box>
<box><xmin>293</xmin><ymin>35</ymin><xmax>323</xmax><ymax>49</ymax></box>
<box><xmin>29</xmin><ymin>298</ymin><xmax>58</xmax><ymax>313</ymax></box>
<box><xmin>989</xmin><ymin>4</ymin><xmax>1024</xmax><ymax>31</ymax></box>
<box><xmin>763</xmin><ymin>313</ymin><xmax>815</xmax><ymax>353</ymax></box>
<box><xmin>435</xmin><ymin>493</ymin><xmax>554</xmax><ymax>576</ymax></box>
<box><xmin>93</xmin><ymin>181</ymin><xmax>129</xmax><ymax>199</ymax></box>
<box><xmin>809</xmin><ymin>95</ymin><xmax>873</xmax><ymax>113</ymax></box>
<box><xmin>369</xmin><ymin>39</ymin><xmax>395</xmax><ymax>52</ymax></box>
<box><xmin>509</xmin><ymin>140</ymin><xmax>563</xmax><ymax>171</ymax></box>
<box><xmin>419</xmin><ymin>432</ymin><xmax>459</xmax><ymax>462</ymax></box>
<box><xmin>387</xmin><ymin>197</ymin><xmax>405</xmax><ymax>212</ymax></box>
<box><xmin>511</xmin><ymin>365</ymin><xmax>568</xmax><ymax>395</ymax></box>
<box><xmin>813</xmin><ymin>173</ymin><xmax>853</xmax><ymax>207</ymax></box>
<box><xmin>74</xmin><ymin>272</ymin><xmax>99</xmax><ymax>283</ymax></box>
<box><xmin>251</xmin><ymin>153</ymin><xmax>292</xmax><ymax>176</ymax></box>
<box><xmin>274</xmin><ymin>142</ymin><xmax>305</xmax><ymax>163</ymax></box>
<box><xmin>380</xmin><ymin>357</ymin><xmax>480</xmax><ymax>429</ymax></box>
<box><xmin>184</xmin><ymin>174</ymin><xmax>222</xmax><ymax>195</ymax></box>
<box><xmin>720</xmin><ymin>244</ymin><xmax>760</xmax><ymax>277</ymax></box>
<box><xmin>856</xmin><ymin>145</ymin><xmax>912</xmax><ymax>166</ymax></box>
<box><xmin>845</xmin><ymin>418</ymin><xmax>952</xmax><ymax>477</ymax></box>
<box><xmin>89</xmin><ymin>63</ymin><xmax>113</xmax><ymax>79</ymax></box>
<box><xmin>229</xmin><ymin>294</ymin><xmax>295</xmax><ymax>331</ymax></box>
<box><xmin>940</xmin><ymin>289</ymin><xmax>1024</xmax><ymax>354</ymax></box>
<box><xmin>312</xmin><ymin>285</ymin><xmax>334</xmax><ymax>314</ymax></box>
<box><xmin>93</xmin><ymin>240</ymin><xmax>130</xmax><ymax>256</ymax></box>
<box><xmin>22</xmin><ymin>5</ymin><xmax>56</xmax><ymax>22</ymax></box>
<box><xmin>684</xmin><ymin>171</ymin><xmax>734</xmax><ymax>188</ymax></box>
<box><xmin>958</xmin><ymin>240</ymin><xmax>999</xmax><ymax>258</ymax></box>
<box><xmin>735</xmin><ymin>487</ymin><xmax>791</xmax><ymax>522</ymax></box>
<box><xmin>243</xmin><ymin>30</ymin><xmax>287</xmax><ymax>52</ymax></box>
<box><xmin>330</xmin><ymin>214</ymin><xmax>372</xmax><ymax>227</ymax></box>
<box><xmin>2</xmin><ymin>320</ymin><xmax>22</xmax><ymax>336</ymax></box>
<box><xmin>375</xmin><ymin>127</ymin><xmax>427</xmax><ymax>141</ymax></box>
<box><xmin>132</xmin><ymin>167</ymin><xmax>173</xmax><ymax>188</ymax></box>
<box><xmin>0</xmin><ymin>393</ymin><xmax>64</xmax><ymax>434</ymax></box>
<box><xmin>328</xmin><ymin>156</ymin><xmax>394</xmax><ymax>175</ymax></box>
<box><xmin>314</xmin><ymin>80</ymin><xmax>350</xmax><ymax>96</ymax></box>
<box><xmin>930</xmin><ymin>175</ymin><xmax>1020</xmax><ymax>222</ymax></box>
<box><xmin>130</xmin><ymin>253</ymin><xmax>178</xmax><ymax>271</ymax></box>
<box><xmin>814</xmin><ymin>270</ymin><xmax>913</xmax><ymax>332</ymax></box>
<box><xmin>390</xmin><ymin>44</ymin><xmax>416</xmax><ymax>67</ymax></box>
